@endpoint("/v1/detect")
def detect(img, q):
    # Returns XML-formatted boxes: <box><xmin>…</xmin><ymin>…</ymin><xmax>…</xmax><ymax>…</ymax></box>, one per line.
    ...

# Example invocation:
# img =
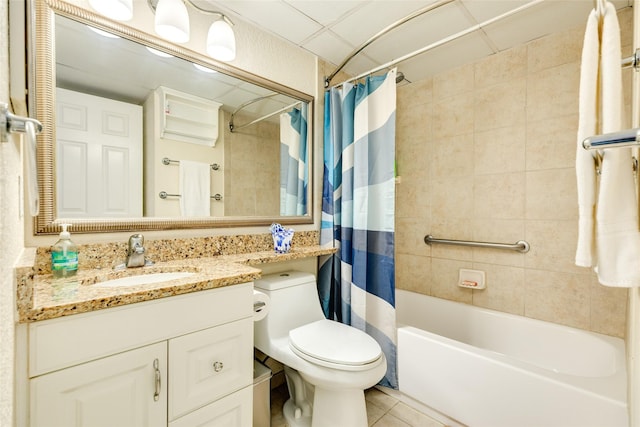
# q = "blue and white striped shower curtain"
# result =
<box><xmin>280</xmin><ymin>105</ymin><xmax>309</xmax><ymax>216</ymax></box>
<box><xmin>318</xmin><ymin>68</ymin><xmax>398</xmax><ymax>389</ymax></box>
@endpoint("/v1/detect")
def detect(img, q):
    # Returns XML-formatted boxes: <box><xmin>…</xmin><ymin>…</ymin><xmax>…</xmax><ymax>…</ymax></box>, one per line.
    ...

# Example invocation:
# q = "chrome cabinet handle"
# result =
<box><xmin>213</xmin><ymin>361</ymin><xmax>224</xmax><ymax>372</ymax></box>
<box><xmin>153</xmin><ymin>358</ymin><xmax>161</xmax><ymax>402</ymax></box>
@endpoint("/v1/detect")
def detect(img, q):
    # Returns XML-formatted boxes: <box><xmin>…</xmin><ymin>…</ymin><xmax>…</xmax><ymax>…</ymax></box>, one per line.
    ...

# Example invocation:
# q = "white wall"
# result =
<box><xmin>1</xmin><ymin>0</ymin><xmax>27</xmax><ymax>424</ymax></box>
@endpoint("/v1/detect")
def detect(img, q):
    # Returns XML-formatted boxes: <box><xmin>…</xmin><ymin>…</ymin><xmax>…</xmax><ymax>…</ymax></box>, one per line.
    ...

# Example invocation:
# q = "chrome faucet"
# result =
<box><xmin>126</xmin><ymin>234</ymin><xmax>146</xmax><ymax>268</ymax></box>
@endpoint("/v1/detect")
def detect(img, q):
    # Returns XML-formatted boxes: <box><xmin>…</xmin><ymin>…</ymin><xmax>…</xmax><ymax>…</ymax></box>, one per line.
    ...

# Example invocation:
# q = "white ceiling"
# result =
<box><xmin>206</xmin><ymin>0</ymin><xmax>632</xmax><ymax>85</ymax></box>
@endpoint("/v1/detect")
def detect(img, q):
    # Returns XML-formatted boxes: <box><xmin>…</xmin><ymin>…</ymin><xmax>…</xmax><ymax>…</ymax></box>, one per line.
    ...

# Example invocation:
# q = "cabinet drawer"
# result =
<box><xmin>169</xmin><ymin>385</ymin><xmax>252</xmax><ymax>427</ymax></box>
<box><xmin>29</xmin><ymin>283</ymin><xmax>252</xmax><ymax>377</ymax></box>
<box><xmin>169</xmin><ymin>318</ymin><xmax>253</xmax><ymax>420</ymax></box>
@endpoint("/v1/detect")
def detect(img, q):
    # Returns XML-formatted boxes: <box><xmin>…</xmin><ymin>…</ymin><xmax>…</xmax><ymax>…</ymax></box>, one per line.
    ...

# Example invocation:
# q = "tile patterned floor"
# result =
<box><xmin>269</xmin><ymin>384</ymin><xmax>447</xmax><ymax>427</ymax></box>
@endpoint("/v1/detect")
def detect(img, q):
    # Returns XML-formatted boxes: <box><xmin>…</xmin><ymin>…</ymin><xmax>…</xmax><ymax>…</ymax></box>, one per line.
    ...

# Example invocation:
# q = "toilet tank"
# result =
<box><xmin>254</xmin><ymin>271</ymin><xmax>325</xmax><ymax>350</ymax></box>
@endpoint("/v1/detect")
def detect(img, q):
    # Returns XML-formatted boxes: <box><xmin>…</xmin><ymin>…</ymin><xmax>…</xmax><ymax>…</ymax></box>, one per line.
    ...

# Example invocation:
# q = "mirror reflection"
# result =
<box><xmin>53</xmin><ymin>14</ymin><xmax>310</xmax><ymax>220</ymax></box>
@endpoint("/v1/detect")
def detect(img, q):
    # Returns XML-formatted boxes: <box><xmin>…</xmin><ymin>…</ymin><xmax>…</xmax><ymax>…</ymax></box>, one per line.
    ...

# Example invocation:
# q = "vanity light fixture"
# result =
<box><xmin>206</xmin><ymin>18</ymin><xmax>235</xmax><ymax>62</ymax></box>
<box><xmin>154</xmin><ymin>0</ymin><xmax>190</xmax><ymax>43</ymax></box>
<box><xmin>88</xmin><ymin>0</ymin><xmax>133</xmax><ymax>21</ymax></box>
<box><xmin>147</xmin><ymin>0</ymin><xmax>236</xmax><ymax>62</ymax></box>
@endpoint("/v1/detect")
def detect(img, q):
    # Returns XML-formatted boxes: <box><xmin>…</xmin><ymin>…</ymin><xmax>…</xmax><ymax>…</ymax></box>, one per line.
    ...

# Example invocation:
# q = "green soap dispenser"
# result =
<box><xmin>51</xmin><ymin>224</ymin><xmax>78</xmax><ymax>278</ymax></box>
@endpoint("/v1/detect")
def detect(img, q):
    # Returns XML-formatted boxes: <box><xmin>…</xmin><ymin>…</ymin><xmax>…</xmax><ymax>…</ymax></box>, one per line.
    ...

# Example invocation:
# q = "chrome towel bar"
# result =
<box><xmin>582</xmin><ymin>128</ymin><xmax>640</xmax><ymax>175</ymax></box>
<box><xmin>159</xmin><ymin>191</ymin><xmax>222</xmax><ymax>201</ymax></box>
<box><xmin>162</xmin><ymin>157</ymin><xmax>220</xmax><ymax>171</ymax></box>
<box><xmin>621</xmin><ymin>48</ymin><xmax>640</xmax><ymax>71</ymax></box>
<box><xmin>424</xmin><ymin>235</ymin><xmax>530</xmax><ymax>253</ymax></box>
<box><xmin>582</xmin><ymin>128</ymin><xmax>640</xmax><ymax>150</ymax></box>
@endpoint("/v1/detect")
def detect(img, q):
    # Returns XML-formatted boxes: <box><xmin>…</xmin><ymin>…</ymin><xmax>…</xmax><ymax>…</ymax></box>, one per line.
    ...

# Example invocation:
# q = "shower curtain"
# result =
<box><xmin>318</xmin><ymin>68</ymin><xmax>398</xmax><ymax>389</ymax></box>
<box><xmin>280</xmin><ymin>105</ymin><xmax>309</xmax><ymax>216</ymax></box>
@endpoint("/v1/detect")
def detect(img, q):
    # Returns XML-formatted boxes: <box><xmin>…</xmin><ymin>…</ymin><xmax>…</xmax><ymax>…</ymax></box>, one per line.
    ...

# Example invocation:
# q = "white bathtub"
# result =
<box><xmin>395</xmin><ymin>290</ymin><xmax>628</xmax><ymax>427</ymax></box>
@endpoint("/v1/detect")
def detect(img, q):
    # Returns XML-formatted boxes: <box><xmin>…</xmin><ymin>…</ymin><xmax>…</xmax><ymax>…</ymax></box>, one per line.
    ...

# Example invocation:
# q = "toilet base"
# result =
<box><xmin>282</xmin><ymin>365</ymin><xmax>370</xmax><ymax>427</ymax></box>
<box><xmin>283</xmin><ymin>399</ymin><xmax>312</xmax><ymax>427</ymax></box>
<box><xmin>282</xmin><ymin>388</ymin><xmax>369</xmax><ymax>427</ymax></box>
<box><xmin>311</xmin><ymin>387</ymin><xmax>368</xmax><ymax>427</ymax></box>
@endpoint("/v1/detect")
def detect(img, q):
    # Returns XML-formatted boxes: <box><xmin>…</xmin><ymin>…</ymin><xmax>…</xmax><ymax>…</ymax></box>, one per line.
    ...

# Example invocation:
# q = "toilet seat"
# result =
<box><xmin>289</xmin><ymin>319</ymin><xmax>383</xmax><ymax>372</ymax></box>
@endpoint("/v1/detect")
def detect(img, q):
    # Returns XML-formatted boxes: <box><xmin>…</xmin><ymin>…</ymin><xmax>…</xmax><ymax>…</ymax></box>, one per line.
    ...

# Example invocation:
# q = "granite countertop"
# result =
<box><xmin>17</xmin><ymin>245</ymin><xmax>336</xmax><ymax>323</ymax></box>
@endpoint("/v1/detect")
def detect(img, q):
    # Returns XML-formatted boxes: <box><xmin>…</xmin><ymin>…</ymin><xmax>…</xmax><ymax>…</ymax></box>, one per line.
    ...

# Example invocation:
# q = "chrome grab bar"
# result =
<box><xmin>424</xmin><ymin>235</ymin><xmax>530</xmax><ymax>253</ymax></box>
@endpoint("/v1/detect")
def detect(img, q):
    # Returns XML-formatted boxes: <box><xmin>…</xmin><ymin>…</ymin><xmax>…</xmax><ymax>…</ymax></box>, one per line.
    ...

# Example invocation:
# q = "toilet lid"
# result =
<box><xmin>289</xmin><ymin>320</ymin><xmax>382</xmax><ymax>370</ymax></box>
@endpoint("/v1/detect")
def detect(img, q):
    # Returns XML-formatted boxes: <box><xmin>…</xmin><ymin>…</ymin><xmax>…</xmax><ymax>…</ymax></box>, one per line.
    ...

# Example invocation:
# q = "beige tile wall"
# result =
<box><xmin>223</xmin><ymin>110</ymin><xmax>280</xmax><ymax>216</ymax></box>
<box><xmin>395</xmin><ymin>8</ymin><xmax>634</xmax><ymax>338</ymax></box>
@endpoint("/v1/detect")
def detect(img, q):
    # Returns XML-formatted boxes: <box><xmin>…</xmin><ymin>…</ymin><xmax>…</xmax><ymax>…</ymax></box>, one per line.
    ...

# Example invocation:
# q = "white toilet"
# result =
<box><xmin>254</xmin><ymin>271</ymin><xmax>387</xmax><ymax>427</ymax></box>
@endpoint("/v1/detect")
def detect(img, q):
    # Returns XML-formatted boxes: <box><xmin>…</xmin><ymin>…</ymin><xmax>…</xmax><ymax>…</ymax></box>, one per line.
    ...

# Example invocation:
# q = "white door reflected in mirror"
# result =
<box><xmin>56</xmin><ymin>88</ymin><xmax>142</xmax><ymax>218</ymax></box>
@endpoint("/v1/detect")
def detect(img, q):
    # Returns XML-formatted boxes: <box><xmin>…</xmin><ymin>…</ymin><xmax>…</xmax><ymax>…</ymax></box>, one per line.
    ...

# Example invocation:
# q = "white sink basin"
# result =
<box><xmin>94</xmin><ymin>272</ymin><xmax>197</xmax><ymax>288</ymax></box>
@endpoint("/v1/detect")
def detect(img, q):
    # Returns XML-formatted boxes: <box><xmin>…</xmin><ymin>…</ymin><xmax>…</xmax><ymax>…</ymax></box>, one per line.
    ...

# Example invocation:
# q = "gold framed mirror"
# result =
<box><xmin>29</xmin><ymin>0</ymin><xmax>314</xmax><ymax>235</ymax></box>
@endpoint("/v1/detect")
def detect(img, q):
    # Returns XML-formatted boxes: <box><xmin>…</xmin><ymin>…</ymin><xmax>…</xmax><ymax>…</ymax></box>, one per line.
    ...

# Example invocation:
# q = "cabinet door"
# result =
<box><xmin>169</xmin><ymin>318</ymin><xmax>253</xmax><ymax>420</ymax></box>
<box><xmin>30</xmin><ymin>342</ymin><xmax>167</xmax><ymax>427</ymax></box>
<box><xmin>169</xmin><ymin>386</ymin><xmax>252</xmax><ymax>427</ymax></box>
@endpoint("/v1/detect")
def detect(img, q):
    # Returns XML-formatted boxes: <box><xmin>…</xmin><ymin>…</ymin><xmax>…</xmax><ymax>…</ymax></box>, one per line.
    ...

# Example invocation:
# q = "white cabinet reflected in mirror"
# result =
<box><xmin>30</xmin><ymin>0</ymin><xmax>313</xmax><ymax>234</ymax></box>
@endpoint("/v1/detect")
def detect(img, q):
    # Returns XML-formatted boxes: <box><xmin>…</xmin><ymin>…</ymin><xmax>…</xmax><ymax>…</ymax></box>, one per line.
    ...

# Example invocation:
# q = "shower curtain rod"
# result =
<box><xmin>324</xmin><ymin>0</ymin><xmax>455</xmax><ymax>88</ymax></box>
<box><xmin>228</xmin><ymin>93</ymin><xmax>278</xmax><ymax>132</ymax></box>
<box><xmin>329</xmin><ymin>2</ymin><xmax>639</xmax><ymax>90</ymax></box>
<box><xmin>229</xmin><ymin>100</ymin><xmax>302</xmax><ymax>132</ymax></box>
<box><xmin>327</xmin><ymin>0</ymin><xmax>545</xmax><ymax>89</ymax></box>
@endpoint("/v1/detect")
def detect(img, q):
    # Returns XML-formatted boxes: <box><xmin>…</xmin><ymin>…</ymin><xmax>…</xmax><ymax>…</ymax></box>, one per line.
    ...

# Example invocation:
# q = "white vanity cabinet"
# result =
<box><xmin>27</xmin><ymin>283</ymin><xmax>254</xmax><ymax>427</ymax></box>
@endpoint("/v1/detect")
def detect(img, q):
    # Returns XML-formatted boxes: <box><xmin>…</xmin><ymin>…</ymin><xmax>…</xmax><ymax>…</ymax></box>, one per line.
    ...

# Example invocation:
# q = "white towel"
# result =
<box><xmin>25</xmin><ymin>121</ymin><xmax>39</xmax><ymax>216</ymax></box>
<box><xmin>576</xmin><ymin>2</ymin><xmax>640</xmax><ymax>287</ymax></box>
<box><xmin>179</xmin><ymin>160</ymin><xmax>210</xmax><ymax>217</ymax></box>
<box><xmin>575</xmin><ymin>8</ymin><xmax>599</xmax><ymax>268</ymax></box>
